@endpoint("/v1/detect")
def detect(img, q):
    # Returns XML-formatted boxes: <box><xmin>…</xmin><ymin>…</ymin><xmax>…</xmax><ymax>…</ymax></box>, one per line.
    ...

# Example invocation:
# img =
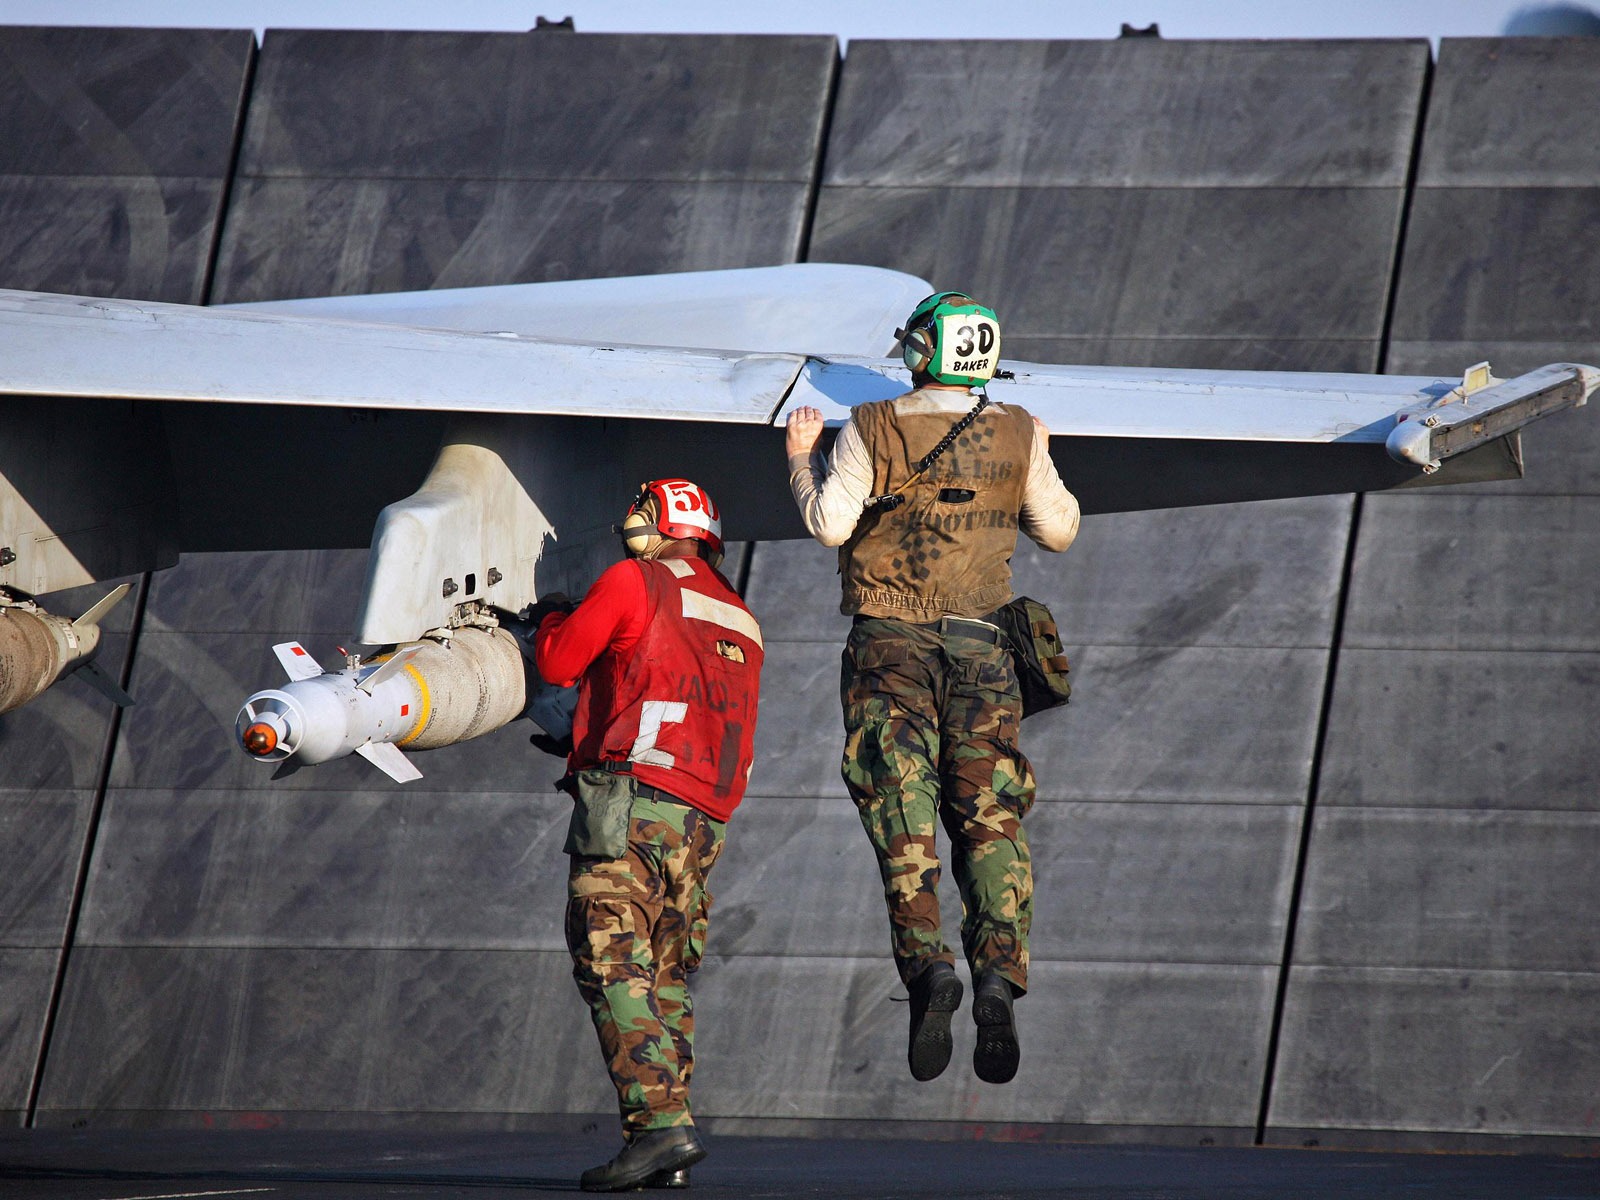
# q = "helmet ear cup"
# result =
<box><xmin>901</xmin><ymin>325</ymin><xmax>935</xmax><ymax>374</ymax></box>
<box><xmin>899</xmin><ymin>291</ymin><xmax>1000</xmax><ymax>386</ymax></box>
<box><xmin>620</xmin><ymin>479</ymin><xmax>725</xmax><ymax>562</ymax></box>
<box><xmin>620</xmin><ymin>504</ymin><xmax>665</xmax><ymax>559</ymax></box>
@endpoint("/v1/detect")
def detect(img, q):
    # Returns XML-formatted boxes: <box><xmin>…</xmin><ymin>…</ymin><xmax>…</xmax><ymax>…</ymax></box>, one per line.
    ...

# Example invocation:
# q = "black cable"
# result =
<box><xmin>866</xmin><ymin>391</ymin><xmax>990</xmax><ymax>512</ymax></box>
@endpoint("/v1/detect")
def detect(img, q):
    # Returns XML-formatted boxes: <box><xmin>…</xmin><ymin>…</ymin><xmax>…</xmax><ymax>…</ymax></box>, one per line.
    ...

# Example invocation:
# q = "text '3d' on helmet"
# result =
<box><xmin>618</xmin><ymin>479</ymin><xmax>725</xmax><ymax>567</ymax></box>
<box><xmin>893</xmin><ymin>292</ymin><xmax>1002</xmax><ymax>388</ymax></box>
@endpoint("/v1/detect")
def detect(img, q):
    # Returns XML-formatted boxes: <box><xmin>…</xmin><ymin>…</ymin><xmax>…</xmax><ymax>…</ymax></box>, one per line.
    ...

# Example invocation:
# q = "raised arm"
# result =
<box><xmin>785</xmin><ymin>406</ymin><xmax>874</xmax><ymax>548</ymax></box>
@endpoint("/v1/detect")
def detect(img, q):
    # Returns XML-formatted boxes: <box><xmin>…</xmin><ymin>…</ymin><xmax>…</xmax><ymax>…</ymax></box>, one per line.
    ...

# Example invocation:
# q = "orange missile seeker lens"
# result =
<box><xmin>242</xmin><ymin>723</ymin><xmax>278</xmax><ymax>755</ymax></box>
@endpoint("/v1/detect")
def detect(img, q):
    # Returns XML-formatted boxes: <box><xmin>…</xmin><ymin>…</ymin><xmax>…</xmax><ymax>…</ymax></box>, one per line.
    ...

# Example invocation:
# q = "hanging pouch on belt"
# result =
<box><xmin>991</xmin><ymin>596</ymin><xmax>1072</xmax><ymax>718</ymax></box>
<box><xmin>564</xmin><ymin>767</ymin><xmax>636</xmax><ymax>858</ymax></box>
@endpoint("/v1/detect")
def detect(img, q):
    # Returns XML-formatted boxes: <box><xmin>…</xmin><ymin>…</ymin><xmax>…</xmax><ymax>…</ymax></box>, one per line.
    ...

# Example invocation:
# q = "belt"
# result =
<box><xmin>632</xmin><ymin>780</ymin><xmax>691</xmax><ymax>808</ymax></box>
<box><xmin>850</xmin><ymin>613</ymin><xmax>1004</xmax><ymax>645</ymax></box>
<box><xmin>851</xmin><ymin>620</ymin><xmax>998</xmax><ymax>649</ymax></box>
<box><xmin>939</xmin><ymin>615</ymin><xmax>1003</xmax><ymax>645</ymax></box>
<box><xmin>596</xmin><ymin>761</ymin><xmax>691</xmax><ymax>807</ymax></box>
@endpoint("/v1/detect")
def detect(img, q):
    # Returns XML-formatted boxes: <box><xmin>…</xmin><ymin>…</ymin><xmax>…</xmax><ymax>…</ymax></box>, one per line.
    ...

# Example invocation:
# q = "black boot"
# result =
<box><xmin>580</xmin><ymin>1128</ymin><xmax>706</xmax><ymax>1192</ymax></box>
<box><xmin>647</xmin><ymin>1167</ymin><xmax>690</xmax><ymax>1188</ymax></box>
<box><xmin>972</xmin><ymin>971</ymin><xmax>1020</xmax><ymax>1084</ymax></box>
<box><xmin>907</xmin><ymin>960</ymin><xmax>963</xmax><ymax>1081</ymax></box>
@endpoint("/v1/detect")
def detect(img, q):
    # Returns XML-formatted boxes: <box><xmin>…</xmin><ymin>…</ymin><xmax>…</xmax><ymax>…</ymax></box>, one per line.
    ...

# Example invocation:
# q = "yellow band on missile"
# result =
<box><xmin>396</xmin><ymin>662</ymin><xmax>431</xmax><ymax>746</ymax></box>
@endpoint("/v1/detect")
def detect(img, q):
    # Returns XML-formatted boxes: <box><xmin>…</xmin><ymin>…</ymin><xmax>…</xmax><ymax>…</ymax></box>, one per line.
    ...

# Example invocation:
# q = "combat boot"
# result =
<box><xmin>580</xmin><ymin>1127</ymin><xmax>705</xmax><ymax>1192</ymax></box>
<box><xmin>906</xmin><ymin>960</ymin><xmax>963</xmax><ymax>1081</ymax></box>
<box><xmin>972</xmin><ymin>971</ymin><xmax>1020</xmax><ymax>1084</ymax></box>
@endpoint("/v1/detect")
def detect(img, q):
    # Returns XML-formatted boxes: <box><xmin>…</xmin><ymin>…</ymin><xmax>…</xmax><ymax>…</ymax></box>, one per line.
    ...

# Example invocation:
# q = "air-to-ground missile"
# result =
<box><xmin>234</xmin><ymin>623</ymin><xmax>526</xmax><ymax>782</ymax></box>
<box><xmin>0</xmin><ymin>584</ymin><xmax>135</xmax><ymax>715</ymax></box>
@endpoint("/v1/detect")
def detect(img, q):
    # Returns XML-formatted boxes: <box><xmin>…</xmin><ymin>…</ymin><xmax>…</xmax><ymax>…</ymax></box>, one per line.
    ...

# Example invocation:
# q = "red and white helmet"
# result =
<box><xmin>620</xmin><ymin>478</ymin><xmax>724</xmax><ymax>562</ymax></box>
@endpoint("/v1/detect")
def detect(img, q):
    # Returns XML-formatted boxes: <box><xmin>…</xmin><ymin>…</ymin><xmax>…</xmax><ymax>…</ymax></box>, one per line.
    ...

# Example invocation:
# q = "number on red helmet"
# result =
<box><xmin>635</xmin><ymin>479</ymin><xmax>724</xmax><ymax>556</ymax></box>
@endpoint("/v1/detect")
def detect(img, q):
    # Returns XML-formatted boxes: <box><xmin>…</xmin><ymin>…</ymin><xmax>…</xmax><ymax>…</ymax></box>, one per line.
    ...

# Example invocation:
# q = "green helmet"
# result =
<box><xmin>894</xmin><ymin>291</ymin><xmax>1002</xmax><ymax>387</ymax></box>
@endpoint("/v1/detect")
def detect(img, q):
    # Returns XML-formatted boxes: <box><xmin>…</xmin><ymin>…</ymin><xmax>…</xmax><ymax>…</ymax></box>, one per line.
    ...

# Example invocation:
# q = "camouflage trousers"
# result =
<box><xmin>841</xmin><ymin>616</ymin><xmax>1035</xmax><ymax>994</ymax></box>
<box><xmin>566</xmin><ymin>790</ymin><xmax>726</xmax><ymax>1137</ymax></box>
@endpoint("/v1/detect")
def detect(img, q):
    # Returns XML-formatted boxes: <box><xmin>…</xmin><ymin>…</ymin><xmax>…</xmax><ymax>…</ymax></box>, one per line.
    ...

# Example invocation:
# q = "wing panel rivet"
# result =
<box><xmin>487</xmin><ymin>568</ymin><xmax>503</xmax><ymax>586</ymax></box>
<box><xmin>0</xmin><ymin>547</ymin><xmax>12</xmax><ymax>567</ymax></box>
<box><xmin>442</xmin><ymin>578</ymin><xmax>458</xmax><ymax>598</ymax></box>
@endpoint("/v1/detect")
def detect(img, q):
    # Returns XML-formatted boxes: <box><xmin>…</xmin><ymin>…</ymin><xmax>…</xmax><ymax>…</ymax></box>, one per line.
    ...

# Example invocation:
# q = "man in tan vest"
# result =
<box><xmin>785</xmin><ymin>292</ymin><xmax>1079</xmax><ymax>1085</ymax></box>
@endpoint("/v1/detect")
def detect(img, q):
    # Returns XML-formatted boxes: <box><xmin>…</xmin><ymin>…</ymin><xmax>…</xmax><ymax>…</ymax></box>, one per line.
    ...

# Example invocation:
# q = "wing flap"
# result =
<box><xmin>782</xmin><ymin>356</ymin><xmax>1448</xmax><ymax>443</ymax></box>
<box><xmin>780</xmin><ymin>356</ymin><xmax>1600</xmax><ymax>451</ymax></box>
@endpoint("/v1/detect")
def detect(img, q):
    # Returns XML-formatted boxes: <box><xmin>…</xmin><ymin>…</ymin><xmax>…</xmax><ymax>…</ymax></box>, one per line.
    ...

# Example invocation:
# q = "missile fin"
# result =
<box><xmin>73</xmin><ymin>583</ymin><xmax>132</xmax><ymax>630</ymax></box>
<box><xmin>273</xmin><ymin>641</ymin><xmax>323</xmax><ymax>681</ymax></box>
<box><xmin>75</xmin><ymin>660</ymin><xmax>134</xmax><ymax>707</ymax></box>
<box><xmin>357</xmin><ymin>645</ymin><xmax>421</xmax><ymax>695</ymax></box>
<box><xmin>355</xmin><ymin>740</ymin><xmax>423</xmax><ymax>783</ymax></box>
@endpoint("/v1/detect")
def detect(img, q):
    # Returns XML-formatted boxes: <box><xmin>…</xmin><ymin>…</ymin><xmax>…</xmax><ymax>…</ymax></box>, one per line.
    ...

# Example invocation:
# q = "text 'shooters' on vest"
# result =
<box><xmin>840</xmin><ymin>396</ymin><xmax>1034</xmax><ymax>621</ymax></box>
<box><xmin>571</xmin><ymin>558</ymin><xmax>763</xmax><ymax>822</ymax></box>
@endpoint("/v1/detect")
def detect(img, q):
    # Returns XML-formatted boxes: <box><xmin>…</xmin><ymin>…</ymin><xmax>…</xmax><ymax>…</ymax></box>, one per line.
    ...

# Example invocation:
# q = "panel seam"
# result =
<box><xmin>24</xmin><ymin>573</ymin><xmax>154</xmax><ymax>1125</ymax></box>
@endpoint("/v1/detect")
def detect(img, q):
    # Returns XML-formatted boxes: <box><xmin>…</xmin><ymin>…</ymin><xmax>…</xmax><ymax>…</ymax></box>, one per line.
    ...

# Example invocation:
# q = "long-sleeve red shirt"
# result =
<box><xmin>534</xmin><ymin>559</ymin><xmax>653</xmax><ymax>687</ymax></box>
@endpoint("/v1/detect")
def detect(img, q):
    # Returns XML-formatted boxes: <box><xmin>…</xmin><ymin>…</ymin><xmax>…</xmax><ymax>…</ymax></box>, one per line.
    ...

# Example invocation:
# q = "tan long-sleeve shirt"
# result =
<box><xmin>787</xmin><ymin>391</ymin><xmax>1081</xmax><ymax>552</ymax></box>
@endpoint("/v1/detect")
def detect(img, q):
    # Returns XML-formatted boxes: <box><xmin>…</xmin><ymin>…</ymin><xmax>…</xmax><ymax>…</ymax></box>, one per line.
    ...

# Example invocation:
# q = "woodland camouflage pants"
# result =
<box><xmin>566</xmin><ymin>790</ymin><xmax>725</xmax><ymax>1137</ymax></box>
<box><xmin>841</xmin><ymin>616</ymin><xmax>1035</xmax><ymax>994</ymax></box>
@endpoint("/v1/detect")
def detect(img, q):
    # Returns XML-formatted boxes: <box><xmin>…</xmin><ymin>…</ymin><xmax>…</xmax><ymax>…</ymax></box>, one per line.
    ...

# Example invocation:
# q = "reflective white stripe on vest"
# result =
<box><xmin>629</xmin><ymin>699</ymin><xmax>687</xmax><ymax>768</ymax></box>
<box><xmin>681</xmin><ymin>589</ymin><xmax>763</xmax><ymax>649</ymax></box>
<box><xmin>662</xmin><ymin>558</ymin><xmax>695</xmax><ymax>578</ymax></box>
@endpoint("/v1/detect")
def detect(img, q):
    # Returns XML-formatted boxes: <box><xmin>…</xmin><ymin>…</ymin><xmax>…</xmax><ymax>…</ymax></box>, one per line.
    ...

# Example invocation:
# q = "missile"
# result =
<box><xmin>0</xmin><ymin>584</ymin><xmax>135</xmax><ymax>715</ymax></box>
<box><xmin>235</xmin><ymin>623</ymin><xmax>525</xmax><ymax>782</ymax></box>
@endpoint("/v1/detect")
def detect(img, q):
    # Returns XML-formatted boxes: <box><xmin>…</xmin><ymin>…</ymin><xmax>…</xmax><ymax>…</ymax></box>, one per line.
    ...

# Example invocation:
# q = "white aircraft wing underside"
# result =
<box><xmin>4</xmin><ymin>289</ymin><xmax>1592</xmax><ymax>459</ymax></box>
<box><xmin>788</xmin><ymin>356</ymin><xmax>1600</xmax><ymax>449</ymax></box>
<box><xmin>225</xmin><ymin>263</ymin><xmax>932</xmax><ymax>358</ymax></box>
<box><xmin>0</xmin><ymin>288</ymin><xmax>807</xmax><ymax>423</ymax></box>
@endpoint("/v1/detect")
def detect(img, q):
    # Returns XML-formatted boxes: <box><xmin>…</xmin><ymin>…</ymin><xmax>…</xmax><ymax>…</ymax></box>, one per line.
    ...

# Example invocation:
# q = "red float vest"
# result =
<box><xmin>570</xmin><ymin>557</ymin><xmax>763</xmax><ymax>822</ymax></box>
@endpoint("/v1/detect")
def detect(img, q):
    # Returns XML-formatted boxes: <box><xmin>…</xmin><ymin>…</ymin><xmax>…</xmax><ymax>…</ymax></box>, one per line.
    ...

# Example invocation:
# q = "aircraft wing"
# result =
<box><xmin>785</xmin><ymin>354</ymin><xmax>1599</xmax><ymax>476</ymax></box>
<box><xmin>0</xmin><ymin>287</ymin><xmax>806</xmax><ymax>424</ymax></box>
<box><xmin>2</xmin><ymin>285</ymin><xmax>1591</xmax><ymax>447</ymax></box>
<box><xmin>1</xmin><ymin>264</ymin><xmax>1595</xmax><ymax>737</ymax></box>
<box><xmin>0</xmin><ymin>267</ymin><xmax>1595</xmax><ymax>635</ymax></box>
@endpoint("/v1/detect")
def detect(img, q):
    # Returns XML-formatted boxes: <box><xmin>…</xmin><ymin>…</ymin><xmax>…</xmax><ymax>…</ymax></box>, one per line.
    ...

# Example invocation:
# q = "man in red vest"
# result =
<box><xmin>534</xmin><ymin>478</ymin><xmax>763</xmax><ymax>1193</ymax></box>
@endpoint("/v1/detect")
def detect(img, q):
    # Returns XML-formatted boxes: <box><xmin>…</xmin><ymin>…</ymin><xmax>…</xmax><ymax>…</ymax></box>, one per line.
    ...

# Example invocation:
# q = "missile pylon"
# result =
<box><xmin>0</xmin><ymin>583</ymin><xmax>135</xmax><ymax>715</ymax></box>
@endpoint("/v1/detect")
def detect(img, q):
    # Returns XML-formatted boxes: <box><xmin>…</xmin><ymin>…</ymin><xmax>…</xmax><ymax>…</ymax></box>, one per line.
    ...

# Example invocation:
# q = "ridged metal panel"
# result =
<box><xmin>35</xmin><ymin>28</ymin><xmax>840</xmax><ymax>1129</ymax></box>
<box><xmin>1318</xmin><ymin>647</ymin><xmax>1600</xmax><ymax>812</ymax></box>
<box><xmin>824</xmin><ymin>40</ymin><xmax>1425</xmax><ymax>188</ymax></box>
<box><xmin>812</xmin><ymin>38</ymin><xmax>1426</xmax><ymax>372</ymax></box>
<box><xmin>36</xmin><ymin>946</ymin><xmax>603</xmax><ymax>1116</ymax></box>
<box><xmin>0</xmin><ymin>28</ymin><xmax>252</xmax><ymax>303</ymax></box>
<box><xmin>0</xmin><ymin>949</ymin><xmax>57</xmax><ymax>1121</ymax></box>
<box><xmin>1269</xmin><ymin>967</ymin><xmax>1600</xmax><ymax>1138</ymax></box>
<box><xmin>1278</xmin><ymin>37</ymin><xmax>1600</xmax><ymax>1145</ymax></box>
<box><xmin>14</xmin><ymin>24</ymin><xmax>1598</xmax><ymax>1150</ymax></box>
<box><xmin>212</xmin><ymin>30</ymin><xmax>837</xmax><ymax>302</ymax></box>
<box><xmin>779</xmin><ymin>36</ymin><xmax>1434</xmax><ymax>1137</ymax></box>
<box><xmin>693</xmin><ymin>957</ymin><xmax>1279</xmax><ymax>1129</ymax></box>
<box><xmin>0</xmin><ymin>25</ymin><xmax>251</xmax><ymax>1128</ymax></box>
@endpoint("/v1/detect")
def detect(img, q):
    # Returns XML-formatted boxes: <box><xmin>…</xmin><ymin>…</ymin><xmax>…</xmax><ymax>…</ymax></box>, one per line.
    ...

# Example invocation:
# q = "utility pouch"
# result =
<box><xmin>564</xmin><ymin>768</ymin><xmax>636</xmax><ymax>858</ymax></box>
<box><xmin>992</xmin><ymin>596</ymin><xmax>1072</xmax><ymax>718</ymax></box>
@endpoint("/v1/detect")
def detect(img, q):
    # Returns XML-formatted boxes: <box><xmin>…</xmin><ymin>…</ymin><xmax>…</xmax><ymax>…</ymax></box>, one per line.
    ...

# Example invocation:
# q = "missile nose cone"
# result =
<box><xmin>242</xmin><ymin>721</ymin><xmax>279</xmax><ymax>756</ymax></box>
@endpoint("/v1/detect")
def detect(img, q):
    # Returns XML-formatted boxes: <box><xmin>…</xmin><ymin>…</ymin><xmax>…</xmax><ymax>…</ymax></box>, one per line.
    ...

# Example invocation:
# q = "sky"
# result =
<box><xmin>0</xmin><ymin>0</ymin><xmax>1595</xmax><ymax>44</ymax></box>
